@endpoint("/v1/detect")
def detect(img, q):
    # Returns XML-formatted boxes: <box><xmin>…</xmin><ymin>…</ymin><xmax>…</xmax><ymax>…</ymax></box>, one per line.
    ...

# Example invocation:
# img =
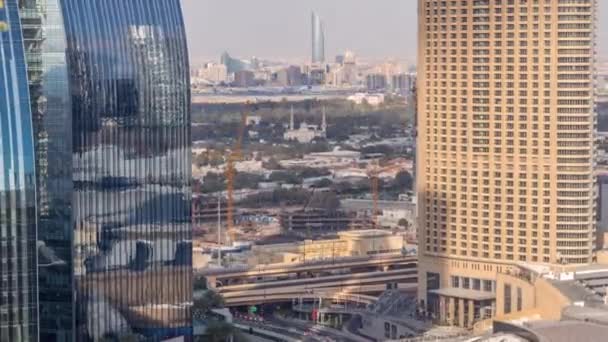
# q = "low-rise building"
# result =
<box><xmin>233</xmin><ymin>70</ymin><xmax>255</xmax><ymax>87</ymax></box>
<box><xmin>279</xmin><ymin>208</ymin><xmax>372</xmax><ymax>233</ymax></box>
<box><xmin>198</xmin><ymin>62</ymin><xmax>228</xmax><ymax>83</ymax></box>
<box><xmin>366</xmin><ymin>73</ymin><xmax>387</xmax><ymax>92</ymax></box>
<box><xmin>342</xmin><ymin>199</ymin><xmax>416</xmax><ymax>230</ymax></box>
<box><xmin>283</xmin><ymin>106</ymin><xmax>327</xmax><ymax>143</ymax></box>
<box><xmin>280</xmin><ymin>149</ymin><xmax>361</xmax><ymax>169</ymax></box>
<box><xmin>347</xmin><ymin>93</ymin><xmax>385</xmax><ymax>106</ymax></box>
<box><xmin>250</xmin><ymin>230</ymin><xmax>406</xmax><ymax>265</ymax></box>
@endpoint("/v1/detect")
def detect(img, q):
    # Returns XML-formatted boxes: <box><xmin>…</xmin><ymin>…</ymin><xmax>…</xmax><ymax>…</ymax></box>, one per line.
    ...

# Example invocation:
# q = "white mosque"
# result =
<box><xmin>283</xmin><ymin>106</ymin><xmax>327</xmax><ymax>143</ymax></box>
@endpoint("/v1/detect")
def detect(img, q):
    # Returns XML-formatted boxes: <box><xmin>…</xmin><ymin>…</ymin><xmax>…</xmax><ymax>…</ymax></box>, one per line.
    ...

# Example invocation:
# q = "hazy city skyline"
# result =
<box><xmin>182</xmin><ymin>0</ymin><xmax>608</xmax><ymax>65</ymax></box>
<box><xmin>3</xmin><ymin>1</ymin><xmax>608</xmax><ymax>340</ymax></box>
<box><xmin>182</xmin><ymin>0</ymin><xmax>418</xmax><ymax>64</ymax></box>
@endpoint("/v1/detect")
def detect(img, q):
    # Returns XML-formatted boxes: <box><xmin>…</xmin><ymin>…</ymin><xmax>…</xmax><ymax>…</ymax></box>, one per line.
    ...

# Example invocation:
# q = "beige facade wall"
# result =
<box><xmin>250</xmin><ymin>230</ymin><xmax>404</xmax><ymax>265</ymax></box>
<box><xmin>494</xmin><ymin>272</ymin><xmax>536</xmax><ymax>317</ymax></box>
<box><xmin>417</xmin><ymin>255</ymin><xmax>517</xmax><ymax>300</ymax></box>
<box><xmin>596</xmin><ymin>249</ymin><xmax>608</xmax><ymax>264</ymax></box>
<box><xmin>419</xmin><ymin>256</ymin><xmax>571</xmax><ymax>327</ymax></box>
<box><xmin>417</xmin><ymin>0</ymin><xmax>597</xmax><ymax>313</ymax></box>
<box><xmin>532</xmin><ymin>277</ymin><xmax>571</xmax><ymax>320</ymax></box>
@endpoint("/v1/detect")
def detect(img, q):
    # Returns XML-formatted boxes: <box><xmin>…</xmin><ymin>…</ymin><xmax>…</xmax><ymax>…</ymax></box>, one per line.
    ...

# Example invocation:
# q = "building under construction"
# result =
<box><xmin>279</xmin><ymin>209</ymin><xmax>372</xmax><ymax>233</ymax></box>
<box><xmin>192</xmin><ymin>195</ymin><xmax>228</xmax><ymax>223</ymax></box>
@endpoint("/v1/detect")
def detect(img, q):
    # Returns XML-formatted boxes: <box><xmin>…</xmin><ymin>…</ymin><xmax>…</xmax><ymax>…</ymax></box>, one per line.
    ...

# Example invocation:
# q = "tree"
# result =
<box><xmin>194</xmin><ymin>290</ymin><xmax>225</xmax><ymax>314</ymax></box>
<box><xmin>194</xmin><ymin>275</ymin><xmax>208</xmax><ymax>291</ymax></box>
<box><xmin>398</xmin><ymin>218</ymin><xmax>410</xmax><ymax>228</ymax></box>
<box><xmin>393</xmin><ymin>171</ymin><xmax>414</xmax><ymax>191</ymax></box>
<box><xmin>308</xmin><ymin>191</ymin><xmax>340</xmax><ymax>212</ymax></box>
<box><xmin>201</xmin><ymin>172</ymin><xmax>226</xmax><ymax>193</ymax></box>
<box><xmin>192</xmin><ymin>290</ymin><xmax>235</xmax><ymax>342</ymax></box>
<box><xmin>313</xmin><ymin>178</ymin><xmax>333</xmax><ymax>188</ymax></box>
<box><xmin>234</xmin><ymin>172</ymin><xmax>264</xmax><ymax>190</ymax></box>
<box><xmin>240</xmin><ymin>188</ymin><xmax>310</xmax><ymax>208</ymax></box>
<box><xmin>262</xmin><ymin>157</ymin><xmax>282</xmax><ymax>170</ymax></box>
<box><xmin>269</xmin><ymin>171</ymin><xmax>300</xmax><ymax>184</ymax></box>
<box><xmin>354</xmin><ymin>179</ymin><xmax>372</xmax><ymax>192</ymax></box>
<box><xmin>297</xmin><ymin>167</ymin><xmax>330</xmax><ymax>179</ymax></box>
<box><xmin>330</xmin><ymin>181</ymin><xmax>354</xmax><ymax>194</ymax></box>
<box><xmin>198</xmin><ymin>322</ymin><xmax>235</xmax><ymax>342</ymax></box>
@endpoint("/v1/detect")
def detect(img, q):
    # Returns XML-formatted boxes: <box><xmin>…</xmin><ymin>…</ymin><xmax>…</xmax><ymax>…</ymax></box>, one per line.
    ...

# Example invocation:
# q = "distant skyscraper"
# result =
<box><xmin>417</xmin><ymin>0</ymin><xmax>597</xmax><ymax>327</ymax></box>
<box><xmin>234</xmin><ymin>70</ymin><xmax>255</xmax><ymax>87</ymax></box>
<box><xmin>391</xmin><ymin>74</ymin><xmax>413</xmax><ymax>95</ymax></box>
<box><xmin>598</xmin><ymin>101</ymin><xmax>608</xmax><ymax>132</ymax></box>
<box><xmin>0</xmin><ymin>2</ymin><xmax>39</xmax><ymax>341</ymax></box>
<box><xmin>335</xmin><ymin>55</ymin><xmax>345</xmax><ymax>65</ymax></box>
<box><xmin>31</xmin><ymin>0</ymin><xmax>192</xmax><ymax>340</ymax></box>
<box><xmin>598</xmin><ymin>175</ymin><xmax>608</xmax><ymax>233</ymax></box>
<box><xmin>311</xmin><ymin>12</ymin><xmax>325</xmax><ymax>64</ymax></box>
<box><xmin>200</xmin><ymin>63</ymin><xmax>228</xmax><ymax>83</ymax></box>
<box><xmin>366</xmin><ymin>74</ymin><xmax>387</xmax><ymax>92</ymax></box>
<box><xmin>277</xmin><ymin>66</ymin><xmax>303</xmax><ymax>87</ymax></box>
<box><xmin>221</xmin><ymin>51</ymin><xmax>252</xmax><ymax>74</ymax></box>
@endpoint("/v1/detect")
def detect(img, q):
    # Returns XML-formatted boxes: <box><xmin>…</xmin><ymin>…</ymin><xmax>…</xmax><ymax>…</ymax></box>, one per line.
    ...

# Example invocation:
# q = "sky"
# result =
<box><xmin>182</xmin><ymin>0</ymin><xmax>417</xmax><ymax>65</ymax></box>
<box><xmin>182</xmin><ymin>0</ymin><xmax>608</xmax><ymax>65</ymax></box>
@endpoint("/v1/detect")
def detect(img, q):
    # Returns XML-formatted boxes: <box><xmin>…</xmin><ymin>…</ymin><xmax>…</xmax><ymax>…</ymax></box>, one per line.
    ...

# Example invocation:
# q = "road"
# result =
<box><xmin>345</xmin><ymin>316</ymin><xmax>376</xmax><ymax>342</ymax></box>
<box><xmin>270</xmin><ymin>314</ymin><xmax>370</xmax><ymax>342</ymax></box>
<box><xmin>236</xmin><ymin>312</ymin><xmax>373</xmax><ymax>342</ymax></box>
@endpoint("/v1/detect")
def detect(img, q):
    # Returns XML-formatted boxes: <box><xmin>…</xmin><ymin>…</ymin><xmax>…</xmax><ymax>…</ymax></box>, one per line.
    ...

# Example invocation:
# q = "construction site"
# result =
<box><xmin>191</xmin><ymin>102</ymin><xmax>416</xmax><ymax>262</ymax></box>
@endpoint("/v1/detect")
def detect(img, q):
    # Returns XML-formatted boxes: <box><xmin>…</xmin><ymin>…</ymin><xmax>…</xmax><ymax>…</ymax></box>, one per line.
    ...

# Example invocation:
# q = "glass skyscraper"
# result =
<box><xmin>311</xmin><ymin>12</ymin><xmax>325</xmax><ymax>64</ymax></box>
<box><xmin>0</xmin><ymin>1</ymin><xmax>39</xmax><ymax>341</ymax></box>
<box><xmin>31</xmin><ymin>0</ymin><xmax>193</xmax><ymax>341</ymax></box>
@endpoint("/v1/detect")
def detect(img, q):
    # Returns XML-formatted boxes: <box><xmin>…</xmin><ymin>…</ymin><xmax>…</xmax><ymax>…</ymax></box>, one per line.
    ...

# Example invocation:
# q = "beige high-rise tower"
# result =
<box><xmin>417</xmin><ymin>0</ymin><xmax>597</xmax><ymax>327</ymax></box>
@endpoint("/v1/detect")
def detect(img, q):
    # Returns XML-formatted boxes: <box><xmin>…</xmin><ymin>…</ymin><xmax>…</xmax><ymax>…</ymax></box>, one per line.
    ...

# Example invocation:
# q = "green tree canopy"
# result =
<box><xmin>393</xmin><ymin>171</ymin><xmax>414</xmax><ymax>191</ymax></box>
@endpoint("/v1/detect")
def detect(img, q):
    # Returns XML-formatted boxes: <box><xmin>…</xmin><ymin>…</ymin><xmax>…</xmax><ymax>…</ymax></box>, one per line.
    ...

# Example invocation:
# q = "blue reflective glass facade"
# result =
<box><xmin>36</xmin><ymin>0</ymin><xmax>75</xmax><ymax>340</ymax></box>
<box><xmin>311</xmin><ymin>12</ymin><xmax>325</xmax><ymax>64</ymax></box>
<box><xmin>0</xmin><ymin>1</ymin><xmax>39</xmax><ymax>341</ymax></box>
<box><xmin>36</xmin><ymin>0</ymin><xmax>192</xmax><ymax>340</ymax></box>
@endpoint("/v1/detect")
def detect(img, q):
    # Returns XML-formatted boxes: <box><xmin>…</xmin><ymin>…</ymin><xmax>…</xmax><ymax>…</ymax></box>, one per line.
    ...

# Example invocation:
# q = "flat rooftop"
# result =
<box><xmin>550</xmin><ymin>280</ymin><xmax>596</xmax><ymax>303</ymax></box>
<box><xmin>571</xmin><ymin>264</ymin><xmax>608</xmax><ymax>274</ymax></box>
<box><xmin>338</xmin><ymin>229</ymin><xmax>394</xmax><ymax>238</ymax></box>
<box><xmin>562</xmin><ymin>305</ymin><xmax>608</xmax><ymax>325</ymax></box>
<box><xmin>525</xmin><ymin>321</ymin><xmax>608</xmax><ymax>342</ymax></box>
<box><xmin>342</xmin><ymin>199</ymin><xmax>414</xmax><ymax>211</ymax></box>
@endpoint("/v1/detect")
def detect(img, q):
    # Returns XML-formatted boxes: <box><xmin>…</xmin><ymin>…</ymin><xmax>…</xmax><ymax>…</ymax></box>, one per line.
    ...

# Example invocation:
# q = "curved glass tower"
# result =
<box><xmin>36</xmin><ymin>0</ymin><xmax>192</xmax><ymax>340</ymax></box>
<box><xmin>0</xmin><ymin>1</ymin><xmax>39</xmax><ymax>341</ymax></box>
<box><xmin>311</xmin><ymin>12</ymin><xmax>325</xmax><ymax>64</ymax></box>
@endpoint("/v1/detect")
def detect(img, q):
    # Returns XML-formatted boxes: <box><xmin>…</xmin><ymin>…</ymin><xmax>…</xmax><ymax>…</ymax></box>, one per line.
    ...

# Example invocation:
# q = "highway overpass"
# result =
<box><xmin>197</xmin><ymin>254</ymin><xmax>418</xmax><ymax>306</ymax></box>
<box><xmin>201</xmin><ymin>254</ymin><xmax>417</xmax><ymax>287</ymax></box>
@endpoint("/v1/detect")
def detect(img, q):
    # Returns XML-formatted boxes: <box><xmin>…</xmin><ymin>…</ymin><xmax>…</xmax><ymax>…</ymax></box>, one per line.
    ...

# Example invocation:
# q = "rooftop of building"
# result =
<box><xmin>549</xmin><ymin>280</ymin><xmax>598</xmax><ymax>303</ymax></box>
<box><xmin>514</xmin><ymin>261</ymin><xmax>608</xmax><ymax>279</ymax></box>
<box><xmin>337</xmin><ymin>229</ymin><xmax>394</xmax><ymax>238</ymax></box>
<box><xmin>561</xmin><ymin>305</ymin><xmax>608</xmax><ymax>325</ymax></box>
<box><xmin>307</xmin><ymin>149</ymin><xmax>361</xmax><ymax>158</ymax></box>
<box><xmin>522</xmin><ymin>320</ymin><xmax>608</xmax><ymax>342</ymax></box>
<box><xmin>341</xmin><ymin>198</ymin><xmax>414</xmax><ymax>211</ymax></box>
<box><xmin>572</xmin><ymin>264</ymin><xmax>608</xmax><ymax>273</ymax></box>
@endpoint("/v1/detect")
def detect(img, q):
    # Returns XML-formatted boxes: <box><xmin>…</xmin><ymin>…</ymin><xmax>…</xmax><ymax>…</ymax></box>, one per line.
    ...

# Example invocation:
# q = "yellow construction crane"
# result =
<box><xmin>367</xmin><ymin>168</ymin><xmax>381</xmax><ymax>229</ymax></box>
<box><xmin>224</xmin><ymin>107</ymin><xmax>249</xmax><ymax>245</ymax></box>
<box><xmin>367</xmin><ymin>161</ymin><xmax>402</xmax><ymax>228</ymax></box>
